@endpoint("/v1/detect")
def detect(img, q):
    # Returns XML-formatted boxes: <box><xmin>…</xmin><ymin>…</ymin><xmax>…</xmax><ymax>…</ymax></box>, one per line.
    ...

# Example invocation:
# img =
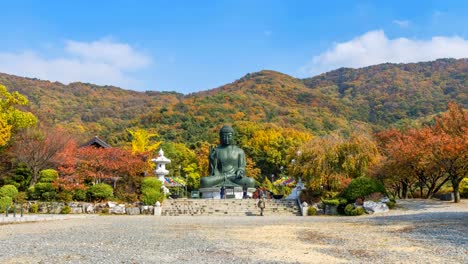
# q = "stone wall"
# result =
<box><xmin>24</xmin><ymin>201</ymin><xmax>155</xmax><ymax>215</ymax></box>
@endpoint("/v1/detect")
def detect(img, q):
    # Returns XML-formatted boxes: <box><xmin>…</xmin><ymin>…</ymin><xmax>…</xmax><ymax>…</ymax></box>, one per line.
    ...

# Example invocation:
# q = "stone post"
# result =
<box><xmin>301</xmin><ymin>201</ymin><xmax>309</xmax><ymax>217</ymax></box>
<box><xmin>154</xmin><ymin>201</ymin><xmax>162</xmax><ymax>216</ymax></box>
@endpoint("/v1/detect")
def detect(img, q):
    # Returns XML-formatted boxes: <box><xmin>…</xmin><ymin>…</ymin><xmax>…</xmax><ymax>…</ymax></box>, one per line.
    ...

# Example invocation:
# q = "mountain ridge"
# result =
<box><xmin>0</xmin><ymin>58</ymin><xmax>466</xmax><ymax>144</ymax></box>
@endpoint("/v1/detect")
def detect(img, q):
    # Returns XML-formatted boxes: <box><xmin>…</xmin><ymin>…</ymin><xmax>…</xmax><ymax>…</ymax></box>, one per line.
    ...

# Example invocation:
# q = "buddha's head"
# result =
<box><xmin>219</xmin><ymin>125</ymin><xmax>235</xmax><ymax>146</ymax></box>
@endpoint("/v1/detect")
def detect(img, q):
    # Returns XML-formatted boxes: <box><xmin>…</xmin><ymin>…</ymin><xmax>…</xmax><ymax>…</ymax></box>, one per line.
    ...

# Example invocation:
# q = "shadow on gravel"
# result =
<box><xmin>395</xmin><ymin>200</ymin><xmax>456</xmax><ymax>211</ymax></box>
<box><xmin>369</xmin><ymin>212</ymin><xmax>468</xmax><ymax>247</ymax></box>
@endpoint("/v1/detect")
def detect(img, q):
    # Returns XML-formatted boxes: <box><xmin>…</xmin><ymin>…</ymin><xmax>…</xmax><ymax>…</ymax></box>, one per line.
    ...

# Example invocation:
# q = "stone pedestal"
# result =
<box><xmin>199</xmin><ymin>187</ymin><xmax>256</xmax><ymax>199</ymax></box>
<box><xmin>199</xmin><ymin>187</ymin><xmax>222</xmax><ymax>199</ymax></box>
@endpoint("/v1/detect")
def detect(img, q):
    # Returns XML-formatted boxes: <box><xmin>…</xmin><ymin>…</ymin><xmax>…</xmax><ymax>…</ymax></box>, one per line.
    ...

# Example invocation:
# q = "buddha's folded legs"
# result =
<box><xmin>233</xmin><ymin>176</ymin><xmax>256</xmax><ymax>188</ymax></box>
<box><xmin>200</xmin><ymin>175</ymin><xmax>227</xmax><ymax>188</ymax></box>
<box><xmin>200</xmin><ymin>175</ymin><xmax>256</xmax><ymax>188</ymax></box>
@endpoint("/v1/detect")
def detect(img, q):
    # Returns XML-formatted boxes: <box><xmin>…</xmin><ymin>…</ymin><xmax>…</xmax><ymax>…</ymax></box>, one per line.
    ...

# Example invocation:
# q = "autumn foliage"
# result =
<box><xmin>55</xmin><ymin>141</ymin><xmax>149</xmax><ymax>192</ymax></box>
<box><xmin>376</xmin><ymin>102</ymin><xmax>467</xmax><ymax>202</ymax></box>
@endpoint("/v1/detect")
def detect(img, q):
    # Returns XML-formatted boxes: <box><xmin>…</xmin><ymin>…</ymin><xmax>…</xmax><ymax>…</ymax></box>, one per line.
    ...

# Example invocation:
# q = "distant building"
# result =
<box><xmin>80</xmin><ymin>136</ymin><xmax>111</xmax><ymax>149</ymax></box>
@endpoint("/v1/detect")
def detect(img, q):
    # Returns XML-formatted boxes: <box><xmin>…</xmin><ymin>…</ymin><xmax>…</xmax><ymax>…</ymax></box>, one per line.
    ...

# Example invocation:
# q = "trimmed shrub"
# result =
<box><xmin>87</xmin><ymin>184</ymin><xmax>113</xmax><ymax>201</ymax></box>
<box><xmin>337</xmin><ymin>198</ymin><xmax>348</xmax><ymax>215</ymax></box>
<box><xmin>322</xmin><ymin>199</ymin><xmax>340</xmax><ymax>206</ymax></box>
<box><xmin>0</xmin><ymin>185</ymin><xmax>19</xmax><ymax>200</ymax></box>
<box><xmin>307</xmin><ymin>206</ymin><xmax>317</xmax><ymax>216</ymax></box>
<box><xmin>140</xmin><ymin>177</ymin><xmax>164</xmax><ymax>205</ymax></box>
<box><xmin>73</xmin><ymin>189</ymin><xmax>87</xmax><ymax>201</ymax></box>
<box><xmin>0</xmin><ymin>196</ymin><xmax>13</xmax><ymax>213</ymax></box>
<box><xmin>29</xmin><ymin>203</ymin><xmax>39</xmax><ymax>213</ymax></box>
<box><xmin>28</xmin><ymin>170</ymin><xmax>59</xmax><ymax>201</ymax></box>
<box><xmin>354</xmin><ymin>207</ymin><xmax>365</xmax><ymax>215</ymax></box>
<box><xmin>38</xmin><ymin>169</ymin><xmax>59</xmax><ymax>183</ymax></box>
<box><xmin>344</xmin><ymin>203</ymin><xmax>365</xmax><ymax>216</ymax></box>
<box><xmin>60</xmin><ymin>206</ymin><xmax>71</xmax><ymax>214</ymax></box>
<box><xmin>343</xmin><ymin>177</ymin><xmax>386</xmax><ymax>202</ymax></box>
<box><xmin>344</xmin><ymin>204</ymin><xmax>355</xmax><ymax>216</ymax></box>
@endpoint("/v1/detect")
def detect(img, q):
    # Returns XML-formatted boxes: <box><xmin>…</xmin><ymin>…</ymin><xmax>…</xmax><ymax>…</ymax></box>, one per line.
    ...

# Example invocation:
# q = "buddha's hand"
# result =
<box><xmin>235</xmin><ymin>170</ymin><xmax>244</xmax><ymax>179</ymax></box>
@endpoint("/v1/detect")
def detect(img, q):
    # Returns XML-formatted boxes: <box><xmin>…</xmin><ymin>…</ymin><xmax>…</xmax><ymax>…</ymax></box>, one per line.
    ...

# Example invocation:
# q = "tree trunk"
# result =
<box><xmin>452</xmin><ymin>177</ymin><xmax>461</xmax><ymax>203</ymax></box>
<box><xmin>419</xmin><ymin>182</ymin><xmax>424</xmax><ymax>199</ymax></box>
<box><xmin>29</xmin><ymin>168</ymin><xmax>40</xmax><ymax>187</ymax></box>
<box><xmin>402</xmin><ymin>181</ymin><xmax>408</xmax><ymax>199</ymax></box>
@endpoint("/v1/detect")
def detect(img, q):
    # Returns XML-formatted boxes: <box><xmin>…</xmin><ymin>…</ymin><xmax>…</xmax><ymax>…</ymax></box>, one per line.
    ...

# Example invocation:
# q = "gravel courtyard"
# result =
<box><xmin>1</xmin><ymin>200</ymin><xmax>467</xmax><ymax>264</ymax></box>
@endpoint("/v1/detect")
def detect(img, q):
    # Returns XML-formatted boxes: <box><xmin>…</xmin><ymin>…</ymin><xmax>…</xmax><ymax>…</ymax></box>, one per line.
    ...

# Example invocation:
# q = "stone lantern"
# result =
<box><xmin>151</xmin><ymin>149</ymin><xmax>171</xmax><ymax>194</ymax></box>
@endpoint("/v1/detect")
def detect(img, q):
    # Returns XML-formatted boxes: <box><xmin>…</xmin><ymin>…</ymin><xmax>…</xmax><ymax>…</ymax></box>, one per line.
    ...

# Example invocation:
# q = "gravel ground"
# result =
<box><xmin>0</xmin><ymin>199</ymin><xmax>467</xmax><ymax>264</ymax></box>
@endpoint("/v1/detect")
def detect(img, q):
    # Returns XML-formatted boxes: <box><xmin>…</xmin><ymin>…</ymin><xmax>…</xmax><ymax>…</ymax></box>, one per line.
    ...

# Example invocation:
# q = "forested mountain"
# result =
<box><xmin>0</xmin><ymin>58</ymin><xmax>466</xmax><ymax>145</ymax></box>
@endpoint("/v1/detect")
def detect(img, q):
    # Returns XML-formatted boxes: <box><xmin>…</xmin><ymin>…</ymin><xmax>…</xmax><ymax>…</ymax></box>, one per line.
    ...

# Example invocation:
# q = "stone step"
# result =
<box><xmin>161</xmin><ymin>199</ymin><xmax>300</xmax><ymax>216</ymax></box>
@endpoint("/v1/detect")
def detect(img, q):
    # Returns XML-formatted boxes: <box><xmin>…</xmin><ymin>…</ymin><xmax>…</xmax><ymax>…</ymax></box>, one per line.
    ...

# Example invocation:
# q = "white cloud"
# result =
<box><xmin>302</xmin><ymin>30</ymin><xmax>468</xmax><ymax>76</ymax></box>
<box><xmin>0</xmin><ymin>39</ymin><xmax>151</xmax><ymax>88</ymax></box>
<box><xmin>392</xmin><ymin>20</ymin><xmax>410</xmax><ymax>28</ymax></box>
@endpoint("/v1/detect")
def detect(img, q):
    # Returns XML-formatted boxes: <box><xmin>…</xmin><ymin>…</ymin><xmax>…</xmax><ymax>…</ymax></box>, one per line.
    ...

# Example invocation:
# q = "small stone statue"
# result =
<box><xmin>200</xmin><ymin>125</ymin><xmax>255</xmax><ymax>188</ymax></box>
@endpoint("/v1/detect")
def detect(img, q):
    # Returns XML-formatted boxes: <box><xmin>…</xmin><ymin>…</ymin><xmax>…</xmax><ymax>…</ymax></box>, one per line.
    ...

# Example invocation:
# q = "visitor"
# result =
<box><xmin>220</xmin><ymin>186</ymin><xmax>225</xmax><ymax>199</ymax></box>
<box><xmin>258</xmin><ymin>196</ymin><xmax>266</xmax><ymax>216</ymax></box>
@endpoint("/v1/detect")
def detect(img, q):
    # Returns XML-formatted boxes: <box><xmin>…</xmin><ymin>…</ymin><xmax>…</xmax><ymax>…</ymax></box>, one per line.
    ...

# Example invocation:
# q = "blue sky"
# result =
<box><xmin>0</xmin><ymin>0</ymin><xmax>467</xmax><ymax>93</ymax></box>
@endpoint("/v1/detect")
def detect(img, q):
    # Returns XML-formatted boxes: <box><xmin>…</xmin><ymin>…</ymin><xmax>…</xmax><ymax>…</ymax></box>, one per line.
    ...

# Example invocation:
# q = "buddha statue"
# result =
<box><xmin>200</xmin><ymin>125</ymin><xmax>256</xmax><ymax>189</ymax></box>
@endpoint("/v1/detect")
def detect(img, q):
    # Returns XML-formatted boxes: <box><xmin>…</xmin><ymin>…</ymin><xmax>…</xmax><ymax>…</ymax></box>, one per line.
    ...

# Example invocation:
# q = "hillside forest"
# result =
<box><xmin>0</xmin><ymin>58</ymin><xmax>466</xmax><ymax>206</ymax></box>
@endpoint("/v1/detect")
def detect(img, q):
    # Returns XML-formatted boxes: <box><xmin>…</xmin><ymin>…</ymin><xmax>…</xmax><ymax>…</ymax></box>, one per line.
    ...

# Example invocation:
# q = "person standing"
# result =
<box><xmin>258</xmin><ymin>196</ymin><xmax>266</xmax><ymax>216</ymax></box>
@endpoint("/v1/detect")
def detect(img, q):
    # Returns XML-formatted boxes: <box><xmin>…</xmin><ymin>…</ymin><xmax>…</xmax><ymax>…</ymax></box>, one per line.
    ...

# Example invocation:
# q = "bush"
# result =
<box><xmin>140</xmin><ymin>178</ymin><xmax>164</xmax><ymax>205</ymax></box>
<box><xmin>322</xmin><ymin>199</ymin><xmax>340</xmax><ymax>206</ymax></box>
<box><xmin>101</xmin><ymin>208</ymin><xmax>109</xmax><ymax>214</ymax></box>
<box><xmin>115</xmin><ymin>190</ymin><xmax>139</xmax><ymax>203</ymax></box>
<box><xmin>38</xmin><ymin>169</ymin><xmax>58</xmax><ymax>183</ymax></box>
<box><xmin>354</xmin><ymin>207</ymin><xmax>365</xmax><ymax>215</ymax></box>
<box><xmin>73</xmin><ymin>189</ymin><xmax>87</xmax><ymax>201</ymax></box>
<box><xmin>460</xmin><ymin>178</ymin><xmax>468</xmax><ymax>199</ymax></box>
<box><xmin>60</xmin><ymin>206</ymin><xmax>71</xmax><ymax>214</ymax></box>
<box><xmin>16</xmin><ymin>192</ymin><xmax>27</xmax><ymax>203</ymax></box>
<box><xmin>322</xmin><ymin>191</ymin><xmax>339</xmax><ymax>199</ymax></box>
<box><xmin>29</xmin><ymin>203</ymin><xmax>39</xmax><ymax>213</ymax></box>
<box><xmin>344</xmin><ymin>203</ymin><xmax>365</xmax><ymax>216</ymax></box>
<box><xmin>307</xmin><ymin>206</ymin><xmax>317</xmax><ymax>216</ymax></box>
<box><xmin>141</xmin><ymin>177</ymin><xmax>162</xmax><ymax>192</ymax></box>
<box><xmin>386</xmin><ymin>201</ymin><xmax>396</xmax><ymax>209</ymax></box>
<box><xmin>343</xmin><ymin>177</ymin><xmax>386</xmax><ymax>202</ymax></box>
<box><xmin>87</xmin><ymin>183</ymin><xmax>114</xmax><ymax>201</ymax></box>
<box><xmin>0</xmin><ymin>196</ymin><xmax>12</xmax><ymax>213</ymax></box>
<box><xmin>0</xmin><ymin>185</ymin><xmax>19</xmax><ymax>200</ymax></box>
<box><xmin>344</xmin><ymin>204</ymin><xmax>355</xmax><ymax>216</ymax></box>
<box><xmin>41</xmin><ymin>191</ymin><xmax>57</xmax><ymax>201</ymax></box>
<box><xmin>57</xmin><ymin>191</ymin><xmax>73</xmax><ymax>202</ymax></box>
<box><xmin>337</xmin><ymin>198</ymin><xmax>348</xmax><ymax>215</ymax></box>
<box><xmin>29</xmin><ymin>180</ymin><xmax>57</xmax><ymax>201</ymax></box>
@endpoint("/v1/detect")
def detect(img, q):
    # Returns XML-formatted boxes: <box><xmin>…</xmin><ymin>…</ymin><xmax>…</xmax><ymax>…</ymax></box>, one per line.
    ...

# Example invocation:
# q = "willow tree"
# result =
<box><xmin>290</xmin><ymin>132</ymin><xmax>381</xmax><ymax>192</ymax></box>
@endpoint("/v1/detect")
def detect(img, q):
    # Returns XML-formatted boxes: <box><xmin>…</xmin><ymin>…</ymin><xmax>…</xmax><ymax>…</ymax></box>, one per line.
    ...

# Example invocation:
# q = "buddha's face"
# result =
<box><xmin>220</xmin><ymin>132</ymin><xmax>234</xmax><ymax>146</ymax></box>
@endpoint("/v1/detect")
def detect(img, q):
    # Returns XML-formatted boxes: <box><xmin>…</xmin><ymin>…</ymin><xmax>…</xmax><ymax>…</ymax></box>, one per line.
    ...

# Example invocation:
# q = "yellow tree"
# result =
<box><xmin>0</xmin><ymin>84</ymin><xmax>37</xmax><ymax>147</ymax></box>
<box><xmin>0</xmin><ymin>117</ymin><xmax>12</xmax><ymax>147</ymax></box>
<box><xmin>127</xmin><ymin>128</ymin><xmax>161</xmax><ymax>154</ymax></box>
<box><xmin>236</xmin><ymin>121</ymin><xmax>313</xmax><ymax>178</ymax></box>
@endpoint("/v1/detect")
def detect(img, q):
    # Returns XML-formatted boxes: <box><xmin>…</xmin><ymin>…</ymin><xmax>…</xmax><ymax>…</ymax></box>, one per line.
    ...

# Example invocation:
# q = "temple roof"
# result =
<box><xmin>80</xmin><ymin>136</ymin><xmax>111</xmax><ymax>149</ymax></box>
